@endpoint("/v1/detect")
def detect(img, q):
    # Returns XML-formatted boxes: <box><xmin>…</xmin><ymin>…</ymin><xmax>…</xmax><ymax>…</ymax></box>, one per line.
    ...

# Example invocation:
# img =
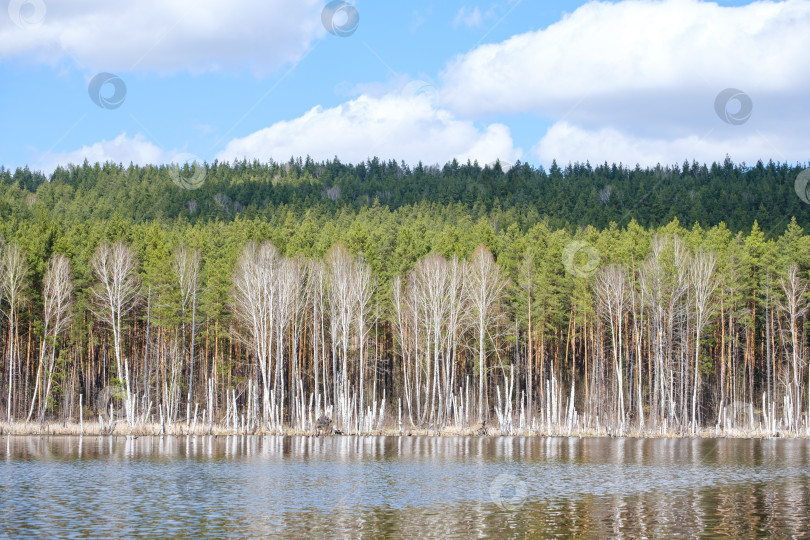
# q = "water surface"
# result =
<box><xmin>1</xmin><ymin>435</ymin><xmax>808</xmax><ymax>537</ymax></box>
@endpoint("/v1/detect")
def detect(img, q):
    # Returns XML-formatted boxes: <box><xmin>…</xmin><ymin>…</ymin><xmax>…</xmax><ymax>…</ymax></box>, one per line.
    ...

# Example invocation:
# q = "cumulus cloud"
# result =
<box><xmin>216</xmin><ymin>90</ymin><xmax>521</xmax><ymax>166</ymax></box>
<box><xmin>440</xmin><ymin>0</ymin><xmax>810</xmax><ymax>165</ymax></box>
<box><xmin>37</xmin><ymin>133</ymin><xmax>168</xmax><ymax>173</ymax></box>
<box><xmin>0</xmin><ymin>0</ymin><xmax>324</xmax><ymax>74</ymax></box>
<box><xmin>441</xmin><ymin>0</ymin><xmax>810</xmax><ymax>119</ymax></box>
<box><xmin>535</xmin><ymin>122</ymin><xmax>808</xmax><ymax>168</ymax></box>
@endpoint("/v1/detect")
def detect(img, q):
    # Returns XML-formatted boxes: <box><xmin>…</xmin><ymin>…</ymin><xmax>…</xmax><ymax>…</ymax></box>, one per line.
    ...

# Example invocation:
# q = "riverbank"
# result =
<box><xmin>1</xmin><ymin>420</ymin><xmax>806</xmax><ymax>439</ymax></box>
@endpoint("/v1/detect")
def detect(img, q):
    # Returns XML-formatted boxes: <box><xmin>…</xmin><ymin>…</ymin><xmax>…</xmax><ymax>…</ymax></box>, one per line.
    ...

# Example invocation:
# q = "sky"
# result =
<box><xmin>0</xmin><ymin>0</ymin><xmax>808</xmax><ymax>173</ymax></box>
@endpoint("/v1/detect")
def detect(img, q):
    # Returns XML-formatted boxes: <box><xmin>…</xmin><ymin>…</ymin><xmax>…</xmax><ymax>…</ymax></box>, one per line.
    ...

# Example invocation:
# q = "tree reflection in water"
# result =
<box><xmin>1</xmin><ymin>436</ymin><xmax>808</xmax><ymax>537</ymax></box>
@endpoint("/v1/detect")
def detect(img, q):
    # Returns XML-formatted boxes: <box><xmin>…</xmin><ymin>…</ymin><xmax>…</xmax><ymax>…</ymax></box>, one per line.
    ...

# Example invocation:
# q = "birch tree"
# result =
<box><xmin>689</xmin><ymin>249</ymin><xmax>717</xmax><ymax>432</ymax></box>
<box><xmin>287</xmin><ymin>256</ymin><xmax>309</xmax><ymax>427</ymax></box>
<box><xmin>273</xmin><ymin>257</ymin><xmax>295</xmax><ymax>419</ymax></box>
<box><xmin>352</xmin><ymin>255</ymin><xmax>373</xmax><ymax>425</ymax></box>
<box><xmin>327</xmin><ymin>244</ymin><xmax>355</xmax><ymax>426</ymax></box>
<box><xmin>173</xmin><ymin>245</ymin><xmax>201</xmax><ymax>419</ymax></box>
<box><xmin>27</xmin><ymin>254</ymin><xmax>73</xmax><ymax>422</ymax></box>
<box><xmin>232</xmin><ymin>241</ymin><xmax>278</xmax><ymax>423</ymax></box>
<box><xmin>594</xmin><ymin>264</ymin><xmax>628</xmax><ymax>432</ymax></box>
<box><xmin>306</xmin><ymin>259</ymin><xmax>328</xmax><ymax>414</ymax></box>
<box><xmin>639</xmin><ymin>236</ymin><xmax>684</xmax><ymax>426</ymax></box>
<box><xmin>2</xmin><ymin>242</ymin><xmax>26</xmax><ymax>422</ymax></box>
<box><xmin>91</xmin><ymin>241</ymin><xmax>139</xmax><ymax>425</ymax></box>
<box><xmin>325</xmin><ymin>244</ymin><xmax>372</xmax><ymax>429</ymax></box>
<box><xmin>776</xmin><ymin>264</ymin><xmax>808</xmax><ymax>431</ymax></box>
<box><xmin>410</xmin><ymin>253</ymin><xmax>448</xmax><ymax>425</ymax></box>
<box><xmin>464</xmin><ymin>245</ymin><xmax>507</xmax><ymax>422</ymax></box>
<box><xmin>392</xmin><ymin>275</ymin><xmax>417</xmax><ymax>425</ymax></box>
<box><xmin>445</xmin><ymin>256</ymin><xmax>466</xmax><ymax>423</ymax></box>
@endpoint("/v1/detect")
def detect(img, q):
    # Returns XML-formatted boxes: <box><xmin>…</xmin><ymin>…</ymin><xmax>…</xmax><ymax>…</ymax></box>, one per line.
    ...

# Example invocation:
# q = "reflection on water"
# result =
<box><xmin>1</xmin><ymin>435</ymin><xmax>809</xmax><ymax>537</ymax></box>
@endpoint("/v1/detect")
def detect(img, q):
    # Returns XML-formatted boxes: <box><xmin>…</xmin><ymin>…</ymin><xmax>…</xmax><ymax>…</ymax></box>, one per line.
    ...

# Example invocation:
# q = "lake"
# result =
<box><xmin>1</xmin><ymin>435</ymin><xmax>809</xmax><ymax>537</ymax></box>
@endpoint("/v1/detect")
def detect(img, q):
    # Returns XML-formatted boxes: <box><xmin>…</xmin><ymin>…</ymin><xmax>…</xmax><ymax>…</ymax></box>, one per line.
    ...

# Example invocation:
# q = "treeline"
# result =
<box><xmin>1</xmin><ymin>192</ymin><xmax>810</xmax><ymax>434</ymax></box>
<box><xmin>1</xmin><ymin>156</ymin><xmax>808</xmax><ymax>233</ymax></box>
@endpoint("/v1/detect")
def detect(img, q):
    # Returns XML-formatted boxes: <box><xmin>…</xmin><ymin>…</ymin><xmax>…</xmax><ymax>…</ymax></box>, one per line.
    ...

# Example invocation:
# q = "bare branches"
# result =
<box><xmin>44</xmin><ymin>254</ymin><xmax>73</xmax><ymax>339</ymax></box>
<box><xmin>595</xmin><ymin>265</ymin><xmax>628</xmax><ymax>326</ymax></box>
<box><xmin>174</xmin><ymin>245</ymin><xmax>201</xmax><ymax>318</ymax></box>
<box><xmin>639</xmin><ymin>235</ymin><xmax>690</xmax><ymax>426</ymax></box>
<box><xmin>325</xmin><ymin>244</ymin><xmax>374</xmax><ymax>429</ymax></box>
<box><xmin>2</xmin><ymin>242</ymin><xmax>27</xmax><ymax>422</ymax></box>
<box><xmin>594</xmin><ymin>264</ymin><xmax>628</xmax><ymax>431</ymax></box>
<box><xmin>464</xmin><ymin>245</ymin><xmax>508</xmax><ymax>422</ymax></box>
<box><xmin>776</xmin><ymin>264</ymin><xmax>809</xmax><ymax>431</ymax></box>
<box><xmin>690</xmin><ymin>250</ymin><xmax>718</xmax><ymax>329</ymax></box>
<box><xmin>91</xmin><ymin>241</ymin><xmax>139</xmax><ymax>426</ymax></box>
<box><xmin>28</xmin><ymin>254</ymin><xmax>73</xmax><ymax>423</ymax></box>
<box><xmin>232</xmin><ymin>240</ymin><xmax>279</xmax><ymax>423</ymax></box>
<box><xmin>0</xmin><ymin>242</ymin><xmax>26</xmax><ymax>320</ymax></box>
<box><xmin>173</xmin><ymin>244</ymin><xmax>202</xmax><ymax>414</ymax></box>
<box><xmin>91</xmin><ymin>241</ymin><xmax>140</xmax><ymax>327</ymax></box>
<box><xmin>689</xmin><ymin>248</ymin><xmax>717</xmax><ymax>432</ymax></box>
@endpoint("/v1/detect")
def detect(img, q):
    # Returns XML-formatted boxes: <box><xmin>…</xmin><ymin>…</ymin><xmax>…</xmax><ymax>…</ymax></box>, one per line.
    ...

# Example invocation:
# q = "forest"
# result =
<box><xmin>0</xmin><ymin>156</ymin><xmax>809</xmax><ymax>436</ymax></box>
<box><xmin>2</xmin><ymin>155</ymin><xmax>808</xmax><ymax>233</ymax></box>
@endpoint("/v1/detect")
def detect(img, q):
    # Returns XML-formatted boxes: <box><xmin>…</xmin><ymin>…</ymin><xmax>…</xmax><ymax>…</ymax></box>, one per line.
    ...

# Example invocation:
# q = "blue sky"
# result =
<box><xmin>1</xmin><ymin>0</ymin><xmax>808</xmax><ymax>173</ymax></box>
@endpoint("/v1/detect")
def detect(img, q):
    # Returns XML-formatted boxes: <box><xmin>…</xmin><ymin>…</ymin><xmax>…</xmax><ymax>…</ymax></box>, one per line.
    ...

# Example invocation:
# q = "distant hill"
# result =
<box><xmin>2</xmin><ymin>156</ymin><xmax>806</xmax><ymax>235</ymax></box>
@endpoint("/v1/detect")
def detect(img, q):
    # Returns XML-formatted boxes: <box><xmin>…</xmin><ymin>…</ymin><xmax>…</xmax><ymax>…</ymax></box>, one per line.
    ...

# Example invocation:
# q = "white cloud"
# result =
<box><xmin>37</xmin><ymin>133</ymin><xmax>169</xmax><ymax>173</ymax></box>
<box><xmin>535</xmin><ymin>121</ymin><xmax>809</xmax><ymax>168</ymax></box>
<box><xmin>440</xmin><ymin>0</ymin><xmax>810</xmax><ymax>165</ymax></box>
<box><xmin>442</xmin><ymin>0</ymin><xmax>810</xmax><ymax>118</ymax></box>
<box><xmin>216</xmin><ymin>90</ymin><xmax>521</xmax><ymax>166</ymax></box>
<box><xmin>0</xmin><ymin>0</ymin><xmax>324</xmax><ymax>74</ymax></box>
<box><xmin>453</xmin><ymin>6</ymin><xmax>484</xmax><ymax>28</ymax></box>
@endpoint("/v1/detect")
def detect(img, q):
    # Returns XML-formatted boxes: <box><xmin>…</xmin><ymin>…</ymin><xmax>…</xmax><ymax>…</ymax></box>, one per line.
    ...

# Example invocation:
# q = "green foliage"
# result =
<box><xmin>2</xmin><ymin>158</ymin><xmax>808</xmax><ymax>234</ymax></box>
<box><xmin>2</xmin><ymin>156</ymin><xmax>810</xmax><ymax>425</ymax></box>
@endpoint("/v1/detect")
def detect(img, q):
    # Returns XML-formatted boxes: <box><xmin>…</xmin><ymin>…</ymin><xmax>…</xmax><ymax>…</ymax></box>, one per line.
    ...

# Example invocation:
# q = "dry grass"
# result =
<box><xmin>0</xmin><ymin>420</ymin><xmax>806</xmax><ymax>438</ymax></box>
<box><xmin>0</xmin><ymin>420</ymin><xmax>238</xmax><ymax>437</ymax></box>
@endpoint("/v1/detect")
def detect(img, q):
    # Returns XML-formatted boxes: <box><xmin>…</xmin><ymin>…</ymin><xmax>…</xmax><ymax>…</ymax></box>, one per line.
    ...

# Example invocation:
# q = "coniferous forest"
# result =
<box><xmin>1</xmin><ymin>156</ymin><xmax>809</xmax><ymax>436</ymax></box>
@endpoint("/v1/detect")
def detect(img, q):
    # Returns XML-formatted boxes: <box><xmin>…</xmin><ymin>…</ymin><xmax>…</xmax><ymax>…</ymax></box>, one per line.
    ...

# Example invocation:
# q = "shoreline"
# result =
<box><xmin>1</xmin><ymin>421</ymin><xmax>806</xmax><ymax>439</ymax></box>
